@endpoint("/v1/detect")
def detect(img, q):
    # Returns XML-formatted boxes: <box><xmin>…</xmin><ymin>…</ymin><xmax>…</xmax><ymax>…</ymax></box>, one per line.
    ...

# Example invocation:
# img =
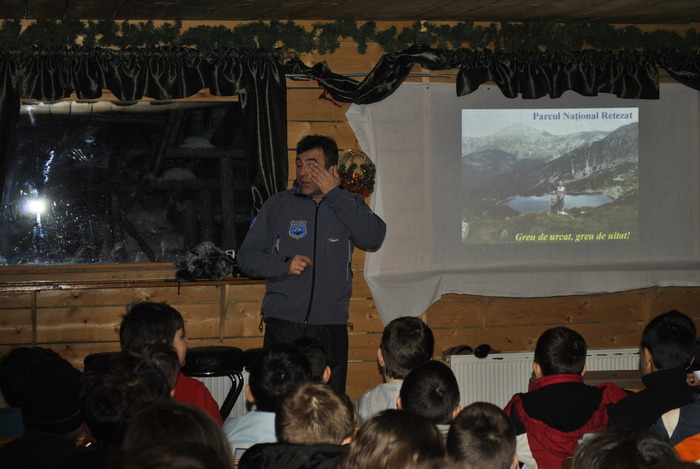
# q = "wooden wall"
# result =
<box><xmin>1</xmin><ymin>24</ymin><xmax>700</xmax><ymax>402</ymax></box>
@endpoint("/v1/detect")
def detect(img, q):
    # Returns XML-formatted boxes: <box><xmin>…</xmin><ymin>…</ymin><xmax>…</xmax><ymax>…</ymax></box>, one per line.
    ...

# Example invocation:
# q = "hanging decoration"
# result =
<box><xmin>0</xmin><ymin>19</ymin><xmax>698</xmax><ymax>54</ymax></box>
<box><xmin>339</xmin><ymin>149</ymin><xmax>376</xmax><ymax>197</ymax></box>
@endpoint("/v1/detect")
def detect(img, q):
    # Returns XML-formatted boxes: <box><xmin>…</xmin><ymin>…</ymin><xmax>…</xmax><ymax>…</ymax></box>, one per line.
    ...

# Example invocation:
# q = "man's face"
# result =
<box><xmin>172</xmin><ymin>327</ymin><xmax>188</xmax><ymax>366</ymax></box>
<box><xmin>296</xmin><ymin>148</ymin><xmax>327</xmax><ymax>199</ymax></box>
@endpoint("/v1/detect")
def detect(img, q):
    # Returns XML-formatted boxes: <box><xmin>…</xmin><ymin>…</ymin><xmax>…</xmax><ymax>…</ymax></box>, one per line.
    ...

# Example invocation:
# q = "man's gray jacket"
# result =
<box><xmin>237</xmin><ymin>186</ymin><xmax>386</xmax><ymax>325</ymax></box>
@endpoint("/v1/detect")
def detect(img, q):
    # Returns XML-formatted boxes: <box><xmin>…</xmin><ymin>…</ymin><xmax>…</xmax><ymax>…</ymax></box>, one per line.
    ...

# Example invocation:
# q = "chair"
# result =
<box><xmin>181</xmin><ymin>346</ymin><xmax>245</xmax><ymax>420</ymax></box>
<box><xmin>83</xmin><ymin>351</ymin><xmax>120</xmax><ymax>370</ymax></box>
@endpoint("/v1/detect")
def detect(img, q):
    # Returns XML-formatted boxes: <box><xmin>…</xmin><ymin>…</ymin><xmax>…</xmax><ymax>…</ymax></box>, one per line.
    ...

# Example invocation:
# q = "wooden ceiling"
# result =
<box><xmin>1</xmin><ymin>0</ymin><xmax>700</xmax><ymax>24</ymax></box>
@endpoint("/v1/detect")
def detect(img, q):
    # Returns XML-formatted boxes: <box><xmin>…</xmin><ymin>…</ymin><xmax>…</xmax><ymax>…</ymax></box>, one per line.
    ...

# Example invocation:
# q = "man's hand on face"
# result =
<box><xmin>307</xmin><ymin>162</ymin><xmax>340</xmax><ymax>196</ymax></box>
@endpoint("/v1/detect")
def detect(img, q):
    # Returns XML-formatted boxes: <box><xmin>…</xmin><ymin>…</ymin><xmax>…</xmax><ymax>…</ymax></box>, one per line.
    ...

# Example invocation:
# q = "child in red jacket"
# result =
<box><xmin>119</xmin><ymin>301</ymin><xmax>223</xmax><ymax>425</ymax></box>
<box><xmin>504</xmin><ymin>327</ymin><xmax>627</xmax><ymax>469</ymax></box>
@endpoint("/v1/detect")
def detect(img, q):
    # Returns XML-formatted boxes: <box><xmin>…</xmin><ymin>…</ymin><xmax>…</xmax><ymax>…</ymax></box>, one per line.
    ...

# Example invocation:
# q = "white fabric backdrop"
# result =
<box><xmin>349</xmin><ymin>82</ymin><xmax>700</xmax><ymax>324</ymax></box>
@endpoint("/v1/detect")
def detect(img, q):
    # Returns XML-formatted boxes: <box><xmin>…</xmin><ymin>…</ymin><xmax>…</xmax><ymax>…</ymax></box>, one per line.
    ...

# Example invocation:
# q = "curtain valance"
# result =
<box><xmin>286</xmin><ymin>45</ymin><xmax>700</xmax><ymax>104</ymax></box>
<box><xmin>0</xmin><ymin>47</ymin><xmax>288</xmax><ymax>207</ymax></box>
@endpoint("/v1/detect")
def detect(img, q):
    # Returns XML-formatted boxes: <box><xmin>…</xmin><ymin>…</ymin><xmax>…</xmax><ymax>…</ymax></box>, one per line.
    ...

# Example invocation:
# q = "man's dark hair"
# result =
<box><xmin>249</xmin><ymin>343</ymin><xmax>311</xmax><ymax>412</ymax></box>
<box><xmin>642</xmin><ymin>310</ymin><xmax>697</xmax><ymax>370</ymax></box>
<box><xmin>399</xmin><ymin>360</ymin><xmax>460</xmax><ymax>425</ymax></box>
<box><xmin>380</xmin><ymin>317</ymin><xmax>434</xmax><ymax>380</ymax></box>
<box><xmin>296</xmin><ymin>135</ymin><xmax>339</xmax><ymax>168</ymax></box>
<box><xmin>291</xmin><ymin>336</ymin><xmax>328</xmax><ymax>382</ymax></box>
<box><xmin>446</xmin><ymin>402</ymin><xmax>516</xmax><ymax>469</ymax></box>
<box><xmin>119</xmin><ymin>302</ymin><xmax>185</xmax><ymax>353</ymax></box>
<box><xmin>0</xmin><ymin>346</ymin><xmax>83</xmax><ymax>434</ymax></box>
<box><xmin>80</xmin><ymin>351</ymin><xmax>173</xmax><ymax>448</ymax></box>
<box><xmin>534</xmin><ymin>326</ymin><xmax>587</xmax><ymax>376</ymax></box>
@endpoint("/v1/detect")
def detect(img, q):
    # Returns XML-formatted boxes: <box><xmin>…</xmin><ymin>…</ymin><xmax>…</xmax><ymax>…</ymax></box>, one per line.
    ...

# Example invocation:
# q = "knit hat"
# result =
<box><xmin>0</xmin><ymin>347</ymin><xmax>83</xmax><ymax>434</ymax></box>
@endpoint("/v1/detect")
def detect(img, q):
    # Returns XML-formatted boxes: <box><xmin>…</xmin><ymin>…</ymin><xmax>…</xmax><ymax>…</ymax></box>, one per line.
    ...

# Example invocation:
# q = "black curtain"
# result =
<box><xmin>285</xmin><ymin>44</ymin><xmax>669</xmax><ymax>104</ymax></box>
<box><xmin>0</xmin><ymin>47</ymin><xmax>288</xmax><ymax>209</ymax></box>
<box><xmin>657</xmin><ymin>50</ymin><xmax>700</xmax><ymax>93</ymax></box>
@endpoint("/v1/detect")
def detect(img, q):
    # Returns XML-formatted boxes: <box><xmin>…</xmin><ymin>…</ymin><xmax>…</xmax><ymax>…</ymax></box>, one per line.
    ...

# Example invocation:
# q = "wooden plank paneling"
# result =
<box><xmin>287</xmin><ymin>89</ymin><xmax>350</xmax><ymax>121</ymax></box>
<box><xmin>52</xmin><ymin>342</ymin><xmax>122</xmax><ymax>370</ymax></box>
<box><xmin>347</xmin><ymin>361</ymin><xmax>383</xmax><ymax>402</ymax></box>
<box><xmin>351</xmin><ymin>275</ymin><xmax>373</xmax><ymax>299</ymax></box>
<box><xmin>348</xmin><ymin>330</ymin><xmax>382</xmax><ymax>361</ymax></box>
<box><xmin>223</xmin><ymin>302</ymin><xmax>264</xmax><ymax>337</ymax></box>
<box><xmin>35</xmin><ymin>303</ymin><xmax>221</xmax><ymax>343</ymax></box>
<box><xmin>0</xmin><ymin>291</ymin><xmax>33</xmax><ymax>308</ymax></box>
<box><xmin>0</xmin><ymin>264</ymin><xmax>176</xmax><ymax>284</ymax></box>
<box><xmin>35</xmin><ymin>306</ymin><xmax>123</xmax><ymax>343</ymax></box>
<box><xmin>424</xmin><ymin>297</ymin><xmax>483</xmax><ymax>328</ymax></box>
<box><xmin>287</xmin><ymin>122</ymin><xmax>356</xmax><ymax>150</ymax></box>
<box><xmin>0</xmin><ymin>310</ymin><xmax>33</xmax><ymax>345</ymax></box>
<box><xmin>432</xmin><ymin>321</ymin><xmax>645</xmax><ymax>356</ymax></box>
<box><xmin>36</xmin><ymin>285</ymin><xmax>220</xmax><ymax>307</ymax></box>
<box><xmin>651</xmin><ymin>288</ymin><xmax>700</xmax><ymax>317</ymax></box>
<box><xmin>348</xmin><ymin>299</ymin><xmax>382</xmax><ymax>331</ymax></box>
<box><xmin>226</xmin><ymin>283</ymin><xmax>267</xmax><ymax>302</ymax></box>
<box><xmin>352</xmin><ymin>249</ymin><xmax>367</xmax><ymax>269</ymax></box>
<box><xmin>484</xmin><ymin>293</ymin><xmax>646</xmax><ymax>327</ymax></box>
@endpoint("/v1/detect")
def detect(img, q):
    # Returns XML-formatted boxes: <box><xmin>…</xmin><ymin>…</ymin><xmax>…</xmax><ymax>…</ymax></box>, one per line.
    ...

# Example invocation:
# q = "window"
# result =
<box><xmin>0</xmin><ymin>99</ymin><xmax>252</xmax><ymax>265</ymax></box>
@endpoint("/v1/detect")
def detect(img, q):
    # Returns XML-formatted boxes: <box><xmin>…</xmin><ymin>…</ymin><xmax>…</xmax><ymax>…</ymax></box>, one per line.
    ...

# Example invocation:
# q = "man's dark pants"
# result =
<box><xmin>262</xmin><ymin>317</ymin><xmax>348</xmax><ymax>393</ymax></box>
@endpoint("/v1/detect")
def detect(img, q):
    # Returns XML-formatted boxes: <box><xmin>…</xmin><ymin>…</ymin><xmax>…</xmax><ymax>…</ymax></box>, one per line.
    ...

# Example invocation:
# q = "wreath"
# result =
<box><xmin>338</xmin><ymin>149</ymin><xmax>376</xmax><ymax>197</ymax></box>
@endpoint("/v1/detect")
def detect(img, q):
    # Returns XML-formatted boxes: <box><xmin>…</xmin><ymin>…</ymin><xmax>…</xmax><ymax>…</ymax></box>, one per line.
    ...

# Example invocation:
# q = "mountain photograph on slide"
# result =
<box><xmin>460</xmin><ymin>108</ymin><xmax>638</xmax><ymax>245</ymax></box>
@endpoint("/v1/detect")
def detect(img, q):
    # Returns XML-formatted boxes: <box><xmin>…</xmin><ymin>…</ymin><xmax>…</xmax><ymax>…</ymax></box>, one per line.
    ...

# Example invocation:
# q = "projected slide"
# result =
<box><xmin>461</xmin><ymin>108</ymin><xmax>638</xmax><ymax>244</ymax></box>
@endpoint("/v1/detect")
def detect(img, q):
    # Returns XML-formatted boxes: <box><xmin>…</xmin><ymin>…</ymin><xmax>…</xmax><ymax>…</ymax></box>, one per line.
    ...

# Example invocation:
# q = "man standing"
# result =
<box><xmin>236</xmin><ymin>135</ymin><xmax>386</xmax><ymax>392</ymax></box>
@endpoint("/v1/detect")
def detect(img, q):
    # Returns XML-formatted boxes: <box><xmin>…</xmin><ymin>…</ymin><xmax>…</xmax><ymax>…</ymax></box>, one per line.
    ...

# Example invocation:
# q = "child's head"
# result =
<box><xmin>137</xmin><ymin>343</ymin><xmax>182</xmax><ymax>391</ymax></box>
<box><xmin>246</xmin><ymin>343</ymin><xmax>312</xmax><ymax>412</ymax></box>
<box><xmin>572</xmin><ymin>428</ymin><xmax>679</xmax><ymax>469</ymax></box>
<box><xmin>112</xmin><ymin>442</ymin><xmax>227</xmax><ymax>469</ymax></box>
<box><xmin>336</xmin><ymin>409</ymin><xmax>445</xmax><ymax>469</ymax></box>
<box><xmin>80</xmin><ymin>351</ymin><xmax>173</xmax><ymax>448</ymax></box>
<box><xmin>534</xmin><ymin>326</ymin><xmax>587</xmax><ymax>377</ymax></box>
<box><xmin>446</xmin><ymin>402</ymin><xmax>517</xmax><ymax>469</ymax></box>
<box><xmin>398</xmin><ymin>360</ymin><xmax>461</xmax><ymax>425</ymax></box>
<box><xmin>641</xmin><ymin>310</ymin><xmax>697</xmax><ymax>371</ymax></box>
<box><xmin>120</xmin><ymin>302</ymin><xmax>187</xmax><ymax>366</ymax></box>
<box><xmin>380</xmin><ymin>317</ymin><xmax>434</xmax><ymax>380</ymax></box>
<box><xmin>276</xmin><ymin>381</ymin><xmax>354</xmax><ymax>445</ymax></box>
<box><xmin>0</xmin><ymin>346</ymin><xmax>83</xmax><ymax>435</ymax></box>
<box><xmin>121</xmin><ymin>402</ymin><xmax>234</xmax><ymax>468</ymax></box>
<box><xmin>291</xmin><ymin>336</ymin><xmax>330</xmax><ymax>383</ymax></box>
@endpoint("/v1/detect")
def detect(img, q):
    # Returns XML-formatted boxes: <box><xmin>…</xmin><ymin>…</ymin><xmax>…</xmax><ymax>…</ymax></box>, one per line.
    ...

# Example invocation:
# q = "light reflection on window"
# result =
<box><xmin>0</xmin><ymin>99</ymin><xmax>251</xmax><ymax>265</ymax></box>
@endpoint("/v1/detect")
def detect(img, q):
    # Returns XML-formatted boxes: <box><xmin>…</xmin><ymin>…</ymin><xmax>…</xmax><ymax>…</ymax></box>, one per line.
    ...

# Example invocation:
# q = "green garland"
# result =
<box><xmin>0</xmin><ymin>19</ymin><xmax>698</xmax><ymax>53</ymax></box>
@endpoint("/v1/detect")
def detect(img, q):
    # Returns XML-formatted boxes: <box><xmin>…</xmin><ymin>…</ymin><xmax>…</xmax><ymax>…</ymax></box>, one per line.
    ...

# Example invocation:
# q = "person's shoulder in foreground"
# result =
<box><xmin>607</xmin><ymin>309</ymin><xmax>698</xmax><ymax>430</ymax></box>
<box><xmin>239</xmin><ymin>381</ymin><xmax>354</xmax><ymax>469</ymax></box>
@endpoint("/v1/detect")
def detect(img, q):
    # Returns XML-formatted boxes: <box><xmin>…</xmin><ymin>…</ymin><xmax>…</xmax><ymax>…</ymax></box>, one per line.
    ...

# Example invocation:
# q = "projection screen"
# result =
<box><xmin>348</xmin><ymin>82</ymin><xmax>700</xmax><ymax>323</ymax></box>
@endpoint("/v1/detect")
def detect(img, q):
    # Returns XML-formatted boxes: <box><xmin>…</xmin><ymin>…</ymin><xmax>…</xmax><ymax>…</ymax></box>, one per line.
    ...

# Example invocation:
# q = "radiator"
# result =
<box><xmin>449</xmin><ymin>347</ymin><xmax>640</xmax><ymax>409</ymax></box>
<box><xmin>196</xmin><ymin>370</ymin><xmax>251</xmax><ymax>420</ymax></box>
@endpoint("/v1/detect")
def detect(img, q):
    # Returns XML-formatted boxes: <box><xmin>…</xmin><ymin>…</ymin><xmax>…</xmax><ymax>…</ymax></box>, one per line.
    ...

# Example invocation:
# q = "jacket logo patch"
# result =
<box><xmin>289</xmin><ymin>220</ymin><xmax>308</xmax><ymax>239</ymax></box>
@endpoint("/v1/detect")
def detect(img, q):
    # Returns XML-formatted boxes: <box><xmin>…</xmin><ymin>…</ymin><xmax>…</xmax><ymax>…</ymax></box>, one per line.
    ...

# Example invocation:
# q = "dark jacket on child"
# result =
<box><xmin>607</xmin><ymin>367</ymin><xmax>698</xmax><ymax>430</ymax></box>
<box><xmin>505</xmin><ymin>373</ymin><xmax>627</xmax><ymax>469</ymax></box>
<box><xmin>237</xmin><ymin>442</ymin><xmax>347</xmax><ymax>469</ymax></box>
